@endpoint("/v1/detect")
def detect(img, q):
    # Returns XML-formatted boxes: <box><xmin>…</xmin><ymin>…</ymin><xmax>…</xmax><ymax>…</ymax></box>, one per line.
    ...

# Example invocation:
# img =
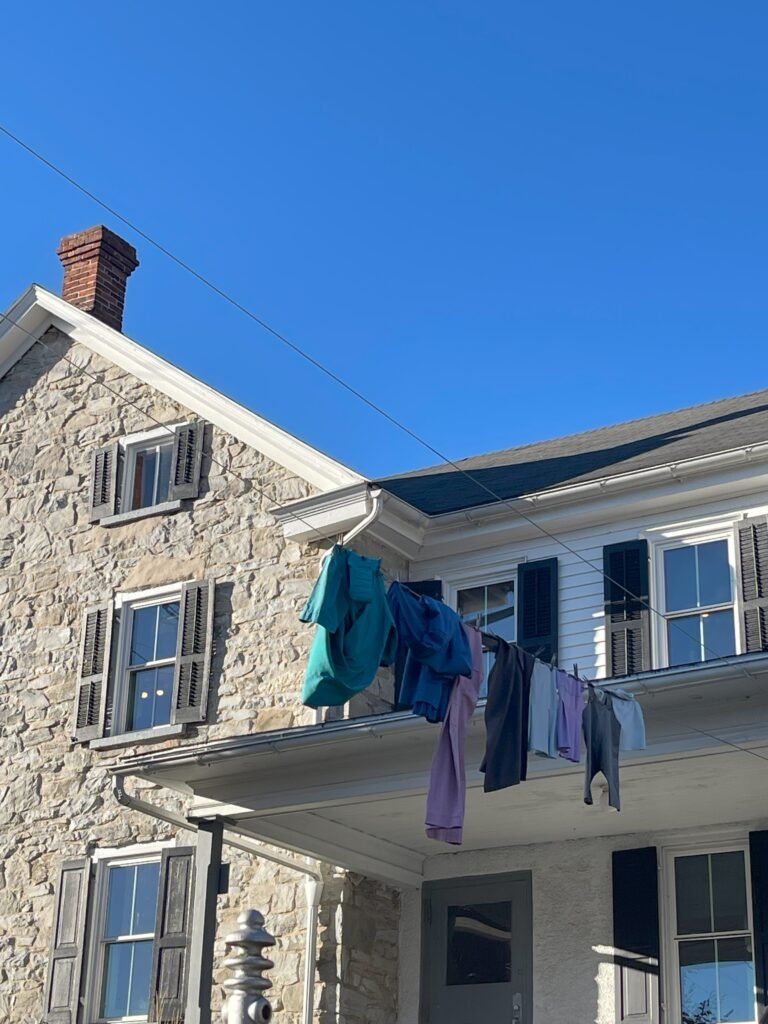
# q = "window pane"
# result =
<box><xmin>155</xmin><ymin>442</ymin><xmax>173</xmax><ymax>504</ymax></box>
<box><xmin>702</xmin><ymin>610</ymin><xmax>736</xmax><ymax>663</ymax></box>
<box><xmin>711</xmin><ymin>852</ymin><xmax>748</xmax><ymax>933</ymax></box>
<box><xmin>134</xmin><ymin>448</ymin><xmax>158</xmax><ymax>510</ymax></box>
<box><xmin>101</xmin><ymin>941</ymin><xmax>132</xmax><ymax>1017</ymax></box>
<box><xmin>665</xmin><ymin>546</ymin><xmax>697</xmax><ymax>612</ymax></box>
<box><xmin>458</xmin><ymin>581</ymin><xmax>514</xmax><ymax>697</ymax></box>
<box><xmin>155</xmin><ymin>602</ymin><xmax>180</xmax><ymax>660</ymax></box>
<box><xmin>130</xmin><ymin>606</ymin><xmax>158</xmax><ymax>665</ymax></box>
<box><xmin>446</xmin><ymin>901</ymin><xmax>512</xmax><ymax>986</ymax></box>
<box><xmin>717</xmin><ymin>936</ymin><xmax>755</xmax><ymax>1023</ymax></box>
<box><xmin>127</xmin><ymin>665</ymin><xmax>174</xmax><ymax>731</ymax></box>
<box><xmin>668</xmin><ymin>615</ymin><xmax>703</xmax><ymax>668</ymax></box>
<box><xmin>697</xmin><ymin>541</ymin><xmax>732</xmax><ymax>608</ymax></box>
<box><xmin>105</xmin><ymin>865</ymin><xmax>136</xmax><ymax>938</ymax></box>
<box><xmin>676</xmin><ymin>855</ymin><xmax>711</xmax><ymax>935</ymax></box>
<box><xmin>679</xmin><ymin>939</ymin><xmax>718</xmax><ymax>1023</ymax></box>
<box><xmin>101</xmin><ymin>940</ymin><xmax>154</xmax><ymax>1019</ymax></box>
<box><xmin>133</xmin><ymin>862</ymin><xmax>161</xmax><ymax>934</ymax></box>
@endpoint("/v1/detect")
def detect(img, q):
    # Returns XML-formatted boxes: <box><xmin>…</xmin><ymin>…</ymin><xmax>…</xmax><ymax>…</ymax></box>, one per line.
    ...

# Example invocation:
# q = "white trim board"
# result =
<box><xmin>0</xmin><ymin>285</ymin><xmax>363</xmax><ymax>492</ymax></box>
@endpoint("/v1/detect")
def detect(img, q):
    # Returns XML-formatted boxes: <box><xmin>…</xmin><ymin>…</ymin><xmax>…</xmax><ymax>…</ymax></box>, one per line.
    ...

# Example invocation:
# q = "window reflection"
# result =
<box><xmin>446</xmin><ymin>901</ymin><xmax>512</xmax><ymax>986</ymax></box>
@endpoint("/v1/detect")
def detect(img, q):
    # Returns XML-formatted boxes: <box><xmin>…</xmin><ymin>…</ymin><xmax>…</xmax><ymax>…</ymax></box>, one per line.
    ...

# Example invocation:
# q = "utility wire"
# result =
<box><xmin>0</xmin><ymin>124</ymin><xmax>757</xmax><ymax>674</ymax></box>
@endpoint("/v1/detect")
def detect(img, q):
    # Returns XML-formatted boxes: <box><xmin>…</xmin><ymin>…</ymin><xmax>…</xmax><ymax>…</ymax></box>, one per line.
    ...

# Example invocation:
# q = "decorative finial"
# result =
<box><xmin>221</xmin><ymin>909</ymin><xmax>276</xmax><ymax>1023</ymax></box>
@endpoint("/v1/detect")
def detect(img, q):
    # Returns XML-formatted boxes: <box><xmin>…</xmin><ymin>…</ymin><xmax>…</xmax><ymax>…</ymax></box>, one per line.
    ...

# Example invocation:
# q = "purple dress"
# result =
<box><xmin>555</xmin><ymin>669</ymin><xmax>583</xmax><ymax>762</ymax></box>
<box><xmin>425</xmin><ymin>626</ymin><xmax>484</xmax><ymax>845</ymax></box>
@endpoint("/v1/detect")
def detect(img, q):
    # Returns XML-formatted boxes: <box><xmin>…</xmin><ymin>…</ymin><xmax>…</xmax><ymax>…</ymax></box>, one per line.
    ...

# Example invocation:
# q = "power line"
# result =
<box><xmin>0</xmin><ymin>124</ymin><xmax>756</xmax><ymax>674</ymax></box>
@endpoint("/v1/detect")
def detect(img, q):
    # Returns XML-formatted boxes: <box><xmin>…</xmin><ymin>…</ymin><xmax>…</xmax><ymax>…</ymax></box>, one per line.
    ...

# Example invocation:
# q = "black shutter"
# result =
<box><xmin>150</xmin><ymin>847</ymin><xmax>195</xmax><ymax>1023</ymax></box>
<box><xmin>517</xmin><ymin>558</ymin><xmax>559</xmax><ymax>662</ymax></box>
<box><xmin>88</xmin><ymin>443</ymin><xmax>119</xmax><ymax>522</ymax></box>
<box><xmin>604</xmin><ymin>540</ymin><xmax>651</xmax><ymax>677</ymax></box>
<box><xmin>44</xmin><ymin>858</ymin><xmax>91</xmax><ymax>1024</ymax></box>
<box><xmin>172</xmin><ymin>580</ymin><xmax>215</xmax><ymax>724</ymax></box>
<box><xmin>405</xmin><ymin>579</ymin><xmax>443</xmax><ymax>600</ymax></box>
<box><xmin>612</xmin><ymin>847</ymin><xmax>660</xmax><ymax>1024</ymax></box>
<box><xmin>750</xmin><ymin>831</ymin><xmax>768</xmax><ymax>1024</ymax></box>
<box><xmin>168</xmin><ymin>421</ymin><xmax>204</xmax><ymax>501</ymax></box>
<box><xmin>73</xmin><ymin>603</ymin><xmax>114</xmax><ymax>742</ymax></box>
<box><xmin>737</xmin><ymin>518</ymin><xmax>768</xmax><ymax>654</ymax></box>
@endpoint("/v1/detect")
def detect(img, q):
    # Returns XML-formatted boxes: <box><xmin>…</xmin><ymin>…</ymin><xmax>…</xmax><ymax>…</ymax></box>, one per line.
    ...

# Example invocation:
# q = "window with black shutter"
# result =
<box><xmin>737</xmin><ymin>517</ymin><xmax>768</xmax><ymax>654</ymax></box>
<box><xmin>73</xmin><ymin>581</ymin><xmax>215</xmax><ymax>744</ymax></box>
<box><xmin>88</xmin><ymin>421</ymin><xmax>206</xmax><ymax>525</ymax></box>
<box><xmin>45</xmin><ymin>847</ymin><xmax>195</xmax><ymax>1024</ymax></box>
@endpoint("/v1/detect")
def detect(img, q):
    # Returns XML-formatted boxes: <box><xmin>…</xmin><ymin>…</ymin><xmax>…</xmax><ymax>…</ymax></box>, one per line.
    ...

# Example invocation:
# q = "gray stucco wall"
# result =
<box><xmin>0</xmin><ymin>328</ymin><xmax>401</xmax><ymax>1023</ymax></box>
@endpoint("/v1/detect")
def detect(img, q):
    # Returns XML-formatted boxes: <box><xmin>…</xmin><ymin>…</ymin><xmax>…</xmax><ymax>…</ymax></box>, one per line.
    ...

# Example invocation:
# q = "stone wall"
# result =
<box><xmin>0</xmin><ymin>328</ymin><xmax>402</xmax><ymax>1022</ymax></box>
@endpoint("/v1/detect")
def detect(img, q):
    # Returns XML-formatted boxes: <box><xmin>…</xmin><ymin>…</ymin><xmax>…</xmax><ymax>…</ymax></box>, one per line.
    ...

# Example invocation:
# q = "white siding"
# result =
<box><xmin>413</xmin><ymin>491</ymin><xmax>768</xmax><ymax>678</ymax></box>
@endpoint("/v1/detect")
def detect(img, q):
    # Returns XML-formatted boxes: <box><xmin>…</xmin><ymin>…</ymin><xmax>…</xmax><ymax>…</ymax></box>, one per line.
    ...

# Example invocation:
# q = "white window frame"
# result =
<box><xmin>83</xmin><ymin>841</ymin><xmax>174</xmax><ymax>1024</ymax></box>
<box><xmin>111</xmin><ymin>583</ymin><xmax>183</xmax><ymax>737</ymax></box>
<box><xmin>120</xmin><ymin>426</ymin><xmax>179</xmax><ymax>515</ymax></box>
<box><xmin>661</xmin><ymin>838</ymin><xmax>757</xmax><ymax>1024</ymax></box>
<box><xmin>649</xmin><ymin>521</ymin><xmax>741</xmax><ymax>669</ymax></box>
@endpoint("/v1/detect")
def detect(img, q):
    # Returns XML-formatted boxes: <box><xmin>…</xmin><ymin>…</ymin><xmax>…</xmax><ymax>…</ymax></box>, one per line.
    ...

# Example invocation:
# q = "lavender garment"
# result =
<box><xmin>555</xmin><ymin>670</ymin><xmax>583</xmax><ymax>762</ymax></box>
<box><xmin>425</xmin><ymin>626</ymin><xmax>484</xmax><ymax>845</ymax></box>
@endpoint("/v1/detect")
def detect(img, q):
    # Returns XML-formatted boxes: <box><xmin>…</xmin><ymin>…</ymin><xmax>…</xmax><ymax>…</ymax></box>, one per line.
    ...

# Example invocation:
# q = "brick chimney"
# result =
<box><xmin>57</xmin><ymin>225</ymin><xmax>139</xmax><ymax>332</ymax></box>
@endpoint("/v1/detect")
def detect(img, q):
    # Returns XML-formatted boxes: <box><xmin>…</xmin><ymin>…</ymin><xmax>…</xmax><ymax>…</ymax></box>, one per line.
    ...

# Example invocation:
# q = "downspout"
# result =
<box><xmin>340</xmin><ymin>486</ymin><xmax>383</xmax><ymax>547</ymax></box>
<box><xmin>113</xmin><ymin>776</ymin><xmax>323</xmax><ymax>1024</ymax></box>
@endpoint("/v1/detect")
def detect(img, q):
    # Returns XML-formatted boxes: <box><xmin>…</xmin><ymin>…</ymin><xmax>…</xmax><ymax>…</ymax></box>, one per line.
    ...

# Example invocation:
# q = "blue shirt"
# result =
<box><xmin>300</xmin><ymin>546</ymin><xmax>397</xmax><ymax>708</ymax></box>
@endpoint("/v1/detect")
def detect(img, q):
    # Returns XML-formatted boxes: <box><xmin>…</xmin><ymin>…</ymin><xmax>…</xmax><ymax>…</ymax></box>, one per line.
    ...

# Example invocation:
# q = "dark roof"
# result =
<box><xmin>377</xmin><ymin>389</ymin><xmax>768</xmax><ymax>516</ymax></box>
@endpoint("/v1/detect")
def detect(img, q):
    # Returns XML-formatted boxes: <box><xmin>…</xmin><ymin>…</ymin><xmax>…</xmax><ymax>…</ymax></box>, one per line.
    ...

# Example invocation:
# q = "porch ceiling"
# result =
<box><xmin>115</xmin><ymin>657</ymin><xmax>768</xmax><ymax>888</ymax></box>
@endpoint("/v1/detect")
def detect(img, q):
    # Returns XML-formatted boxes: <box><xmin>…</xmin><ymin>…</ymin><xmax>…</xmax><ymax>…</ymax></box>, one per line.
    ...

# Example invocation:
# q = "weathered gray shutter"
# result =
<box><xmin>168</xmin><ymin>421</ymin><xmax>204</xmax><ymax>501</ymax></box>
<box><xmin>150</xmin><ymin>847</ymin><xmax>195</xmax><ymax>1023</ymax></box>
<box><xmin>749</xmin><ymin>830</ymin><xmax>768</xmax><ymax>1024</ymax></box>
<box><xmin>73</xmin><ymin>603</ymin><xmax>114</xmax><ymax>742</ymax></box>
<box><xmin>172</xmin><ymin>580</ymin><xmax>215</xmax><ymax>724</ymax></box>
<box><xmin>737</xmin><ymin>517</ymin><xmax>768</xmax><ymax>654</ymax></box>
<box><xmin>604</xmin><ymin>540</ymin><xmax>651</xmax><ymax>677</ymax></box>
<box><xmin>517</xmin><ymin>557</ymin><xmax>559</xmax><ymax>662</ymax></box>
<box><xmin>88</xmin><ymin>443</ymin><xmax>119</xmax><ymax>521</ymax></box>
<box><xmin>44</xmin><ymin>858</ymin><xmax>92</xmax><ymax>1024</ymax></box>
<box><xmin>612</xmin><ymin>847</ymin><xmax>660</xmax><ymax>1024</ymax></box>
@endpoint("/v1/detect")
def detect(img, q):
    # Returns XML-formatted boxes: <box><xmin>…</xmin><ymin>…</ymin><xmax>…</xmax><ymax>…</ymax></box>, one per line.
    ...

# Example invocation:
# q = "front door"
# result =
<box><xmin>421</xmin><ymin>872</ymin><xmax>533</xmax><ymax>1024</ymax></box>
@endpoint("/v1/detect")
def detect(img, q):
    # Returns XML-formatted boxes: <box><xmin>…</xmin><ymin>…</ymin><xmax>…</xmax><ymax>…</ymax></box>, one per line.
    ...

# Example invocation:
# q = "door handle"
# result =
<box><xmin>512</xmin><ymin>992</ymin><xmax>522</xmax><ymax>1022</ymax></box>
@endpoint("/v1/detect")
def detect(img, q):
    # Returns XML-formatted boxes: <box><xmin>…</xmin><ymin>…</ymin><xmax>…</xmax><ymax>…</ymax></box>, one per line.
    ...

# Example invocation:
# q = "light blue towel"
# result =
<box><xmin>610</xmin><ymin>688</ymin><xmax>646</xmax><ymax>750</ymax></box>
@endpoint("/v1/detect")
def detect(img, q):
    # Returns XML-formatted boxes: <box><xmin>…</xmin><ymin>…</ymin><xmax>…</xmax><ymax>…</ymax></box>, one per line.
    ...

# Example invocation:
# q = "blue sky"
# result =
<box><xmin>1</xmin><ymin>2</ymin><xmax>767</xmax><ymax>478</ymax></box>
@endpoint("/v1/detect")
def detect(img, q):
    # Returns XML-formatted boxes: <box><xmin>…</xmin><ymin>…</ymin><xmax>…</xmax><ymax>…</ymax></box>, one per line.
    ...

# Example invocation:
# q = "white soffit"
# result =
<box><xmin>0</xmin><ymin>285</ymin><xmax>363</xmax><ymax>493</ymax></box>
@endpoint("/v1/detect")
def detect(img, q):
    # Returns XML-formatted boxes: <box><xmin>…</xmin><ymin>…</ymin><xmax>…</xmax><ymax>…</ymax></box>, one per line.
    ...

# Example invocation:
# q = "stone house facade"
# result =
<box><xmin>5</xmin><ymin>226</ymin><xmax>768</xmax><ymax>1024</ymax></box>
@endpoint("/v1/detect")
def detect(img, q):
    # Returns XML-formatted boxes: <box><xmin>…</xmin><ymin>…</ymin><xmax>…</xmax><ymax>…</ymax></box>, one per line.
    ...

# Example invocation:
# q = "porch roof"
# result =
<box><xmin>113</xmin><ymin>654</ymin><xmax>768</xmax><ymax>888</ymax></box>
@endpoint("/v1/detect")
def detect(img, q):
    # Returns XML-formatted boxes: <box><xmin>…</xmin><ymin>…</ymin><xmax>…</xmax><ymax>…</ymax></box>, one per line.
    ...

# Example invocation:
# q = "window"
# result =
<box><xmin>96</xmin><ymin>858</ymin><xmax>161</xmax><ymax>1020</ymax></box>
<box><xmin>659</xmin><ymin>537</ymin><xmax>738</xmax><ymax>668</ymax></box>
<box><xmin>670</xmin><ymin>848</ymin><xmax>756</xmax><ymax>1024</ymax></box>
<box><xmin>88</xmin><ymin>420</ymin><xmax>205</xmax><ymax>524</ymax></box>
<box><xmin>457</xmin><ymin>579</ymin><xmax>515</xmax><ymax>694</ymax></box>
<box><xmin>73</xmin><ymin>580</ymin><xmax>215</xmax><ymax>745</ymax></box>
<box><xmin>123</xmin><ymin>437</ymin><xmax>175</xmax><ymax>511</ymax></box>
<box><xmin>119</xmin><ymin>595</ymin><xmax>180</xmax><ymax>732</ymax></box>
<box><xmin>45</xmin><ymin>847</ymin><xmax>195</xmax><ymax>1024</ymax></box>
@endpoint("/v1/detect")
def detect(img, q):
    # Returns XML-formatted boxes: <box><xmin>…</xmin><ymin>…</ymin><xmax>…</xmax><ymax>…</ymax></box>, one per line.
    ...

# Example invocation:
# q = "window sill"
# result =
<box><xmin>98</xmin><ymin>500</ymin><xmax>183</xmax><ymax>527</ymax></box>
<box><xmin>90</xmin><ymin>723</ymin><xmax>186</xmax><ymax>750</ymax></box>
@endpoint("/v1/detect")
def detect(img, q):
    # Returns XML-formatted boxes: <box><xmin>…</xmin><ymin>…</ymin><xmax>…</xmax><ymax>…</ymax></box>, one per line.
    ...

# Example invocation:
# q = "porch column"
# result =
<box><xmin>186</xmin><ymin>817</ymin><xmax>225</xmax><ymax>1024</ymax></box>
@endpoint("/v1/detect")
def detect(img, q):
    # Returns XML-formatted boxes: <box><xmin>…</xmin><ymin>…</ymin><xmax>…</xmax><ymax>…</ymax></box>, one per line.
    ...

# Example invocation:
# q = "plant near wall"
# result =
<box><xmin>681</xmin><ymin>998</ymin><xmax>718</xmax><ymax>1024</ymax></box>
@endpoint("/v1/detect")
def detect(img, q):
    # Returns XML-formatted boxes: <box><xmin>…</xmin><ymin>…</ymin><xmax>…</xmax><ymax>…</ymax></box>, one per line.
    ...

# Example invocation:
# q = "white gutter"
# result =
<box><xmin>341</xmin><ymin>486</ymin><xmax>383</xmax><ymax>546</ymax></box>
<box><xmin>112</xmin><ymin>776</ymin><xmax>323</xmax><ymax>1024</ymax></box>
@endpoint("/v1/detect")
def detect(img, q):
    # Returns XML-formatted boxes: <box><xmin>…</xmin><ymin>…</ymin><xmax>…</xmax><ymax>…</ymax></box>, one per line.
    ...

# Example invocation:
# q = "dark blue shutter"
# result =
<box><xmin>612</xmin><ymin>847</ymin><xmax>660</xmax><ymax>1024</ymax></box>
<box><xmin>517</xmin><ymin>558</ymin><xmax>558</xmax><ymax>662</ymax></box>
<box><xmin>604</xmin><ymin>540</ymin><xmax>651</xmax><ymax>677</ymax></box>
<box><xmin>750</xmin><ymin>831</ymin><xmax>768</xmax><ymax>1024</ymax></box>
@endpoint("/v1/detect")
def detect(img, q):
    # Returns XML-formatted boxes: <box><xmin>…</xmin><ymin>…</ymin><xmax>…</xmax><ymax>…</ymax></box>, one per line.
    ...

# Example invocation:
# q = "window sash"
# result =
<box><xmin>122</xmin><ymin>436</ymin><xmax>174</xmax><ymax>512</ymax></box>
<box><xmin>664</xmin><ymin>843</ymin><xmax>757</xmax><ymax>1024</ymax></box>
<box><xmin>111</xmin><ymin>594</ymin><xmax>181</xmax><ymax>736</ymax></box>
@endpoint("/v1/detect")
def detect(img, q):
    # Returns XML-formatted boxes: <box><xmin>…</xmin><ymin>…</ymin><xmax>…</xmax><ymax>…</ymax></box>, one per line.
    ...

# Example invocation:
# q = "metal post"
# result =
<box><xmin>186</xmin><ymin>817</ymin><xmax>225</xmax><ymax>1024</ymax></box>
<box><xmin>220</xmin><ymin>909</ymin><xmax>276</xmax><ymax>1024</ymax></box>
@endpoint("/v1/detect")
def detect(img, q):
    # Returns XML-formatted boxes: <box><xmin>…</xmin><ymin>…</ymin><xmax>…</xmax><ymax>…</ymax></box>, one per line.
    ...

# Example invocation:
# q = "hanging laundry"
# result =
<box><xmin>555</xmin><ymin>669</ymin><xmax>583</xmax><ymax>763</ymax></box>
<box><xmin>387</xmin><ymin>582</ymin><xmax>472</xmax><ymax>723</ymax></box>
<box><xmin>609</xmin><ymin>688</ymin><xmax>647</xmax><ymax>750</ymax></box>
<box><xmin>583</xmin><ymin>687</ymin><xmax>621</xmax><ymax>810</ymax></box>
<box><xmin>300</xmin><ymin>546</ymin><xmax>397</xmax><ymax>708</ymax></box>
<box><xmin>528</xmin><ymin>660</ymin><xmax>559</xmax><ymax>757</ymax></box>
<box><xmin>481</xmin><ymin>639</ymin><xmax>534</xmax><ymax>791</ymax></box>
<box><xmin>425</xmin><ymin>626</ymin><xmax>484</xmax><ymax>845</ymax></box>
